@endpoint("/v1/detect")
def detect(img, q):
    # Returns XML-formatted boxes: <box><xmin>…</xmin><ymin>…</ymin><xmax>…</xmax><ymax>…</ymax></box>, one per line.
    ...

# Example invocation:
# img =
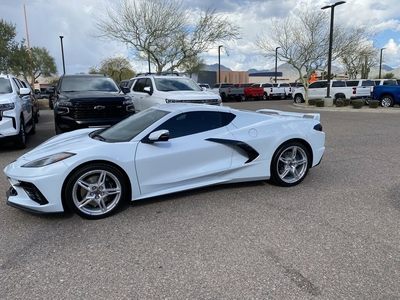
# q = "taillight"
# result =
<box><xmin>352</xmin><ymin>87</ymin><xmax>356</xmax><ymax>94</ymax></box>
<box><xmin>313</xmin><ymin>123</ymin><xmax>323</xmax><ymax>132</ymax></box>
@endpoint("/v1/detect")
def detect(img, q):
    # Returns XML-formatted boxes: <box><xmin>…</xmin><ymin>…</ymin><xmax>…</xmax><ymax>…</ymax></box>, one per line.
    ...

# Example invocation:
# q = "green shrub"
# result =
<box><xmin>336</xmin><ymin>99</ymin><xmax>344</xmax><ymax>107</ymax></box>
<box><xmin>308</xmin><ymin>99</ymin><xmax>316</xmax><ymax>106</ymax></box>
<box><xmin>343</xmin><ymin>98</ymin><xmax>350</xmax><ymax>106</ymax></box>
<box><xmin>369</xmin><ymin>100</ymin><xmax>379</xmax><ymax>108</ymax></box>
<box><xmin>315</xmin><ymin>99</ymin><xmax>324</xmax><ymax>107</ymax></box>
<box><xmin>351</xmin><ymin>99</ymin><xmax>364</xmax><ymax>109</ymax></box>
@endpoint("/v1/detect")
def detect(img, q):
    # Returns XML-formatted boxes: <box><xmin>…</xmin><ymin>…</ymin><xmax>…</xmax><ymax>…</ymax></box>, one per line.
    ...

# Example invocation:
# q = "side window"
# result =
<box><xmin>309</xmin><ymin>82</ymin><xmax>321</xmax><ymax>88</ymax></box>
<box><xmin>13</xmin><ymin>78</ymin><xmax>23</xmax><ymax>89</ymax></box>
<box><xmin>346</xmin><ymin>81</ymin><xmax>358</xmax><ymax>87</ymax></box>
<box><xmin>332</xmin><ymin>81</ymin><xmax>345</xmax><ymax>87</ymax></box>
<box><xmin>133</xmin><ymin>78</ymin><xmax>147</xmax><ymax>92</ymax></box>
<box><xmin>154</xmin><ymin>111</ymin><xmax>235</xmax><ymax>139</ymax></box>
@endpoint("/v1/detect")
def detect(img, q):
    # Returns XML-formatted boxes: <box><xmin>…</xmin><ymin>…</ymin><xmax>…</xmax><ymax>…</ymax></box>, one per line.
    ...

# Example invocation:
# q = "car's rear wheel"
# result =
<box><xmin>294</xmin><ymin>94</ymin><xmax>303</xmax><ymax>104</ymax></box>
<box><xmin>65</xmin><ymin>163</ymin><xmax>128</xmax><ymax>219</ymax></box>
<box><xmin>270</xmin><ymin>141</ymin><xmax>310</xmax><ymax>187</ymax></box>
<box><xmin>380</xmin><ymin>95</ymin><xmax>394</xmax><ymax>107</ymax></box>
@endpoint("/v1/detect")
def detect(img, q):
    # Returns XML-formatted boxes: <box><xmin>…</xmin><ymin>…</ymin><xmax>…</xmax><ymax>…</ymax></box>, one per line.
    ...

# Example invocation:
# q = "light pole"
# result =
<box><xmin>275</xmin><ymin>47</ymin><xmax>280</xmax><ymax>83</ymax></box>
<box><xmin>59</xmin><ymin>36</ymin><xmax>66</xmax><ymax>75</ymax></box>
<box><xmin>379</xmin><ymin>47</ymin><xmax>385</xmax><ymax>79</ymax></box>
<box><xmin>321</xmin><ymin>1</ymin><xmax>346</xmax><ymax>98</ymax></box>
<box><xmin>218</xmin><ymin>45</ymin><xmax>223</xmax><ymax>83</ymax></box>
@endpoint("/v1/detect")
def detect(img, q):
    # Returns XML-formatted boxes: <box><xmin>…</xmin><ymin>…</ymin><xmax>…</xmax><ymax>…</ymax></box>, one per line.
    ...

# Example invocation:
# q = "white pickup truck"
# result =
<box><xmin>269</xmin><ymin>83</ymin><xmax>291</xmax><ymax>99</ymax></box>
<box><xmin>292</xmin><ymin>80</ymin><xmax>372</xmax><ymax>103</ymax></box>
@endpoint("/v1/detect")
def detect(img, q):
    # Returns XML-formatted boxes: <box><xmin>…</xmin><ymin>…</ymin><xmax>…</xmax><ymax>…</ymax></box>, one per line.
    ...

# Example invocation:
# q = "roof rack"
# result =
<box><xmin>135</xmin><ymin>71</ymin><xmax>180</xmax><ymax>77</ymax></box>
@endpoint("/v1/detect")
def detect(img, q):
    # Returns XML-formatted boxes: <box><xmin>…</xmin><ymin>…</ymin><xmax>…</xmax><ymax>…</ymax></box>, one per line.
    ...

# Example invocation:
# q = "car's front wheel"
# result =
<box><xmin>270</xmin><ymin>141</ymin><xmax>310</xmax><ymax>187</ymax></box>
<box><xmin>14</xmin><ymin>117</ymin><xmax>26</xmax><ymax>149</ymax></box>
<box><xmin>65</xmin><ymin>163</ymin><xmax>128</xmax><ymax>219</ymax></box>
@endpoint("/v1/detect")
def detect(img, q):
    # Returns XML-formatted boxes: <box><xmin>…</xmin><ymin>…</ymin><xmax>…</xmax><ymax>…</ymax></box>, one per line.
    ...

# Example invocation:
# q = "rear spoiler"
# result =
<box><xmin>256</xmin><ymin>109</ymin><xmax>320</xmax><ymax>120</ymax></box>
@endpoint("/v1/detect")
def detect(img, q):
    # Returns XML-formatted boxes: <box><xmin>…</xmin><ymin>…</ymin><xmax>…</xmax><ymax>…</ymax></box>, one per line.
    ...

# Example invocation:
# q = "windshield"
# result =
<box><xmin>95</xmin><ymin>107</ymin><xmax>170</xmax><ymax>142</ymax></box>
<box><xmin>0</xmin><ymin>78</ymin><xmax>12</xmax><ymax>94</ymax></box>
<box><xmin>60</xmin><ymin>76</ymin><xmax>119</xmax><ymax>92</ymax></box>
<box><xmin>154</xmin><ymin>78</ymin><xmax>202</xmax><ymax>92</ymax></box>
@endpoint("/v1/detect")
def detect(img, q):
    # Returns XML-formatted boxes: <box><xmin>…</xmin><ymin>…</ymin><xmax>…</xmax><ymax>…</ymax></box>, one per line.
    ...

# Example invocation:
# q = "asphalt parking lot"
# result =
<box><xmin>1</xmin><ymin>99</ymin><xmax>399</xmax><ymax>299</ymax></box>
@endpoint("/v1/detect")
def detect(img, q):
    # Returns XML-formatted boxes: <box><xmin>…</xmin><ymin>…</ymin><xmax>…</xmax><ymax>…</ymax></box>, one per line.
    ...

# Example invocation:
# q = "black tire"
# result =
<box><xmin>380</xmin><ymin>95</ymin><xmax>394</xmax><ymax>107</ymax></box>
<box><xmin>28</xmin><ymin>116</ymin><xmax>36</xmax><ymax>135</ymax></box>
<box><xmin>14</xmin><ymin>117</ymin><xmax>26</xmax><ymax>149</ymax></box>
<box><xmin>262</xmin><ymin>93</ymin><xmax>268</xmax><ymax>101</ymax></box>
<box><xmin>65</xmin><ymin>163</ymin><xmax>128</xmax><ymax>219</ymax></box>
<box><xmin>294</xmin><ymin>94</ymin><xmax>304</xmax><ymax>104</ymax></box>
<box><xmin>49</xmin><ymin>99</ymin><xmax>54</xmax><ymax>110</ymax></box>
<box><xmin>270</xmin><ymin>141</ymin><xmax>310</xmax><ymax>187</ymax></box>
<box><xmin>220</xmin><ymin>93</ymin><xmax>227</xmax><ymax>102</ymax></box>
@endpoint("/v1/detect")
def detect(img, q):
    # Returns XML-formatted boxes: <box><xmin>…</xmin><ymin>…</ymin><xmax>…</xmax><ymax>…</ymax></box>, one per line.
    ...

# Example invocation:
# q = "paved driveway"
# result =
<box><xmin>0</xmin><ymin>100</ymin><xmax>399</xmax><ymax>299</ymax></box>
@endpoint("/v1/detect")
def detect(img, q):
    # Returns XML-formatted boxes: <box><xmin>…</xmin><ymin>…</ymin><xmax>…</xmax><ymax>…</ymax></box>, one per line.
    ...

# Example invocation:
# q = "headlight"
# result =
<box><xmin>0</xmin><ymin>103</ymin><xmax>15</xmax><ymax>110</ymax></box>
<box><xmin>57</xmin><ymin>101</ymin><xmax>73</xmax><ymax>107</ymax></box>
<box><xmin>22</xmin><ymin>152</ymin><xmax>76</xmax><ymax>167</ymax></box>
<box><xmin>123</xmin><ymin>98</ymin><xmax>134</xmax><ymax>105</ymax></box>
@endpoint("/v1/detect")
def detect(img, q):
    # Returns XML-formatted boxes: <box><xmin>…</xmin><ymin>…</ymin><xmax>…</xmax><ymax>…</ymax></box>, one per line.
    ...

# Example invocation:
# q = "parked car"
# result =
<box><xmin>21</xmin><ymin>80</ymin><xmax>40</xmax><ymax>123</ymax></box>
<box><xmin>372</xmin><ymin>85</ymin><xmax>400</xmax><ymax>107</ymax></box>
<box><xmin>53</xmin><ymin>74</ymin><xmax>135</xmax><ymax>134</ymax></box>
<box><xmin>125</xmin><ymin>74</ymin><xmax>221</xmax><ymax>112</ymax></box>
<box><xmin>210</xmin><ymin>83</ymin><xmax>245</xmax><ymax>102</ymax></box>
<box><xmin>4</xmin><ymin>103</ymin><xmax>325</xmax><ymax>219</ymax></box>
<box><xmin>251</xmin><ymin>83</ymin><xmax>274</xmax><ymax>100</ymax></box>
<box><xmin>0</xmin><ymin>73</ymin><xmax>36</xmax><ymax>149</ymax></box>
<box><xmin>374</xmin><ymin>79</ymin><xmax>398</xmax><ymax>86</ymax></box>
<box><xmin>46</xmin><ymin>86</ymin><xmax>56</xmax><ymax>109</ymax></box>
<box><xmin>198</xmin><ymin>83</ymin><xmax>211</xmax><ymax>90</ymax></box>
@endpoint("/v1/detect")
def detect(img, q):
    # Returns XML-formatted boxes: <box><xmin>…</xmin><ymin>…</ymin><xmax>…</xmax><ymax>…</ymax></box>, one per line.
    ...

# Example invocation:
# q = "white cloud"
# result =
<box><xmin>2</xmin><ymin>0</ymin><xmax>400</xmax><ymax>74</ymax></box>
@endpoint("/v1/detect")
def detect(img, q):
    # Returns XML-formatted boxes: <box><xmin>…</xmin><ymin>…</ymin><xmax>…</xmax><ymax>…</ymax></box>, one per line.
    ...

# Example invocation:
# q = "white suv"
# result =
<box><xmin>0</xmin><ymin>74</ymin><xmax>36</xmax><ymax>148</ymax></box>
<box><xmin>125</xmin><ymin>74</ymin><xmax>222</xmax><ymax>112</ymax></box>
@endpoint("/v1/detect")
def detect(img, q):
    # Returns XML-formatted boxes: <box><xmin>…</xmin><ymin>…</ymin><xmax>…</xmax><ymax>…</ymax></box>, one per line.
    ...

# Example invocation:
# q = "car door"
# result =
<box><xmin>134</xmin><ymin>111</ymin><xmax>236</xmax><ymax>195</ymax></box>
<box><xmin>129</xmin><ymin>78</ymin><xmax>152</xmax><ymax>112</ymax></box>
<box><xmin>308</xmin><ymin>81</ymin><xmax>327</xmax><ymax>99</ymax></box>
<box><xmin>13</xmin><ymin>78</ymin><xmax>32</xmax><ymax>123</ymax></box>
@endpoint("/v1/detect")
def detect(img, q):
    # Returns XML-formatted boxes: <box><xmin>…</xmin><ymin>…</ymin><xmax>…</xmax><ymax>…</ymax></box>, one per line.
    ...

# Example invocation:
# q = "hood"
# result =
<box><xmin>21</xmin><ymin>128</ymin><xmax>100</xmax><ymax>161</ymax></box>
<box><xmin>59</xmin><ymin>91</ymin><xmax>127</xmax><ymax>100</ymax></box>
<box><xmin>0</xmin><ymin>94</ymin><xmax>14</xmax><ymax>104</ymax></box>
<box><xmin>164</xmin><ymin>91</ymin><xmax>221</xmax><ymax>100</ymax></box>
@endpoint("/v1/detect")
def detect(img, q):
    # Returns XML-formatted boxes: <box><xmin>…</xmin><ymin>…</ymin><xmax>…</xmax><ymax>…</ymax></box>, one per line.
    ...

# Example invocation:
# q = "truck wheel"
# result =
<box><xmin>380</xmin><ymin>95</ymin><xmax>394</xmax><ymax>107</ymax></box>
<box><xmin>220</xmin><ymin>93</ymin><xmax>227</xmax><ymax>102</ymax></box>
<box><xmin>14</xmin><ymin>117</ymin><xmax>27</xmax><ymax>149</ymax></box>
<box><xmin>262</xmin><ymin>93</ymin><xmax>268</xmax><ymax>101</ymax></box>
<box><xmin>294</xmin><ymin>94</ymin><xmax>304</xmax><ymax>104</ymax></box>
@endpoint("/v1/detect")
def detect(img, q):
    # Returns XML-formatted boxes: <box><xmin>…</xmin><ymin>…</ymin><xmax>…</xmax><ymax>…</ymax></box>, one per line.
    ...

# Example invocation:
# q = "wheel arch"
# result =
<box><xmin>274</xmin><ymin>138</ymin><xmax>313</xmax><ymax>168</ymax></box>
<box><xmin>61</xmin><ymin>159</ymin><xmax>133</xmax><ymax>212</ymax></box>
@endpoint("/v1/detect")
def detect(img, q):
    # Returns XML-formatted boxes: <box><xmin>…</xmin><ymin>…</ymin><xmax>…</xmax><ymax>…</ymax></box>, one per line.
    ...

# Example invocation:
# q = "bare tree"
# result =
<box><xmin>256</xmin><ymin>4</ymin><xmax>375</xmax><ymax>104</ymax></box>
<box><xmin>179</xmin><ymin>55</ymin><xmax>206</xmax><ymax>78</ymax></box>
<box><xmin>89</xmin><ymin>56</ymin><xmax>135</xmax><ymax>82</ymax></box>
<box><xmin>340</xmin><ymin>42</ymin><xmax>378</xmax><ymax>79</ymax></box>
<box><xmin>92</xmin><ymin>0</ymin><xmax>241</xmax><ymax>73</ymax></box>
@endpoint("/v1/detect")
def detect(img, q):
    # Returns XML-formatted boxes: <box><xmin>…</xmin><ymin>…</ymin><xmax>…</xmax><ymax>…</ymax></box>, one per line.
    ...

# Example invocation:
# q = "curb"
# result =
<box><xmin>292</xmin><ymin>103</ymin><xmax>400</xmax><ymax>113</ymax></box>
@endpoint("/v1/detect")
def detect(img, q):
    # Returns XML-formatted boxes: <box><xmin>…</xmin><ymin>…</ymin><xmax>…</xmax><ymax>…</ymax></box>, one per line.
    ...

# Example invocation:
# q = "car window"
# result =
<box><xmin>309</xmin><ymin>82</ymin><xmax>325</xmax><ymax>88</ymax></box>
<box><xmin>346</xmin><ymin>81</ymin><xmax>358</xmax><ymax>86</ymax></box>
<box><xmin>133</xmin><ymin>78</ymin><xmax>151</xmax><ymax>92</ymax></box>
<box><xmin>361</xmin><ymin>80</ymin><xmax>375</xmax><ymax>86</ymax></box>
<box><xmin>154</xmin><ymin>78</ymin><xmax>201</xmax><ymax>92</ymax></box>
<box><xmin>0</xmin><ymin>78</ymin><xmax>13</xmax><ymax>94</ymax></box>
<box><xmin>98</xmin><ymin>107</ymin><xmax>170</xmax><ymax>142</ymax></box>
<box><xmin>332</xmin><ymin>81</ymin><xmax>345</xmax><ymax>87</ymax></box>
<box><xmin>60</xmin><ymin>76</ymin><xmax>119</xmax><ymax>92</ymax></box>
<box><xmin>154</xmin><ymin>111</ymin><xmax>235</xmax><ymax>139</ymax></box>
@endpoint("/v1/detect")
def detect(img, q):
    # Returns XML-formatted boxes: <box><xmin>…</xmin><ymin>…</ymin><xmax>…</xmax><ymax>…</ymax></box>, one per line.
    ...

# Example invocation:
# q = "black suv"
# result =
<box><xmin>53</xmin><ymin>74</ymin><xmax>135</xmax><ymax>134</ymax></box>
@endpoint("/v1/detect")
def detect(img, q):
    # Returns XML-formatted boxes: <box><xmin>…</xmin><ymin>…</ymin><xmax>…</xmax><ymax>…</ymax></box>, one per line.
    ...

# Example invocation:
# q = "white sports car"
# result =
<box><xmin>4</xmin><ymin>104</ymin><xmax>325</xmax><ymax>219</ymax></box>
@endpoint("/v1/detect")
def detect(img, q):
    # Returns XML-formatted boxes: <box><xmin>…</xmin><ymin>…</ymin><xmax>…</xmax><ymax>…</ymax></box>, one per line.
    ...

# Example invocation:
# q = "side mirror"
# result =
<box><xmin>122</xmin><ymin>87</ymin><xmax>130</xmax><ymax>94</ymax></box>
<box><xmin>19</xmin><ymin>88</ymin><xmax>31</xmax><ymax>96</ymax></box>
<box><xmin>142</xmin><ymin>130</ymin><xmax>170</xmax><ymax>144</ymax></box>
<box><xmin>143</xmin><ymin>86</ymin><xmax>153</xmax><ymax>95</ymax></box>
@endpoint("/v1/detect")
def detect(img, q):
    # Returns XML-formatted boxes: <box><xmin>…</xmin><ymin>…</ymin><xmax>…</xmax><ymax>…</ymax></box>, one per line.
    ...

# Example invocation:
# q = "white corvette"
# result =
<box><xmin>4</xmin><ymin>104</ymin><xmax>325</xmax><ymax>219</ymax></box>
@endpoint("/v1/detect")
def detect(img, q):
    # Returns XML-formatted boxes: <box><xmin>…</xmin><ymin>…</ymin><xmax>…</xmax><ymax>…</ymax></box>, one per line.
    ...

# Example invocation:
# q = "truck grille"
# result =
<box><xmin>70</xmin><ymin>101</ymin><xmax>128</xmax><ymax>119</ymax></box>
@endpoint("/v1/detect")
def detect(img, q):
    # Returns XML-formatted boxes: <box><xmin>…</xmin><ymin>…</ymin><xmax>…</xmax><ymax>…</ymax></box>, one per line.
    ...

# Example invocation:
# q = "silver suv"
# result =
<box><xmin>0</xmin><ymin>74</ymin><xmax>36</xmax><ymax>148</ymax></box>
<box><xmin>125</xmin><ymin>74</ymin><xmax>222</xmax><ymax>112</ymax></box>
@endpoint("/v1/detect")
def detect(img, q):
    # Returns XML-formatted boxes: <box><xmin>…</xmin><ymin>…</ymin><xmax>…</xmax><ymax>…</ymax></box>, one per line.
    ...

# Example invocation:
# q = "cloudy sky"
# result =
<box><xmin>2</xmin><ymin>0</ymin><xmax>400</xmax><ymax>75</ymax></box>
